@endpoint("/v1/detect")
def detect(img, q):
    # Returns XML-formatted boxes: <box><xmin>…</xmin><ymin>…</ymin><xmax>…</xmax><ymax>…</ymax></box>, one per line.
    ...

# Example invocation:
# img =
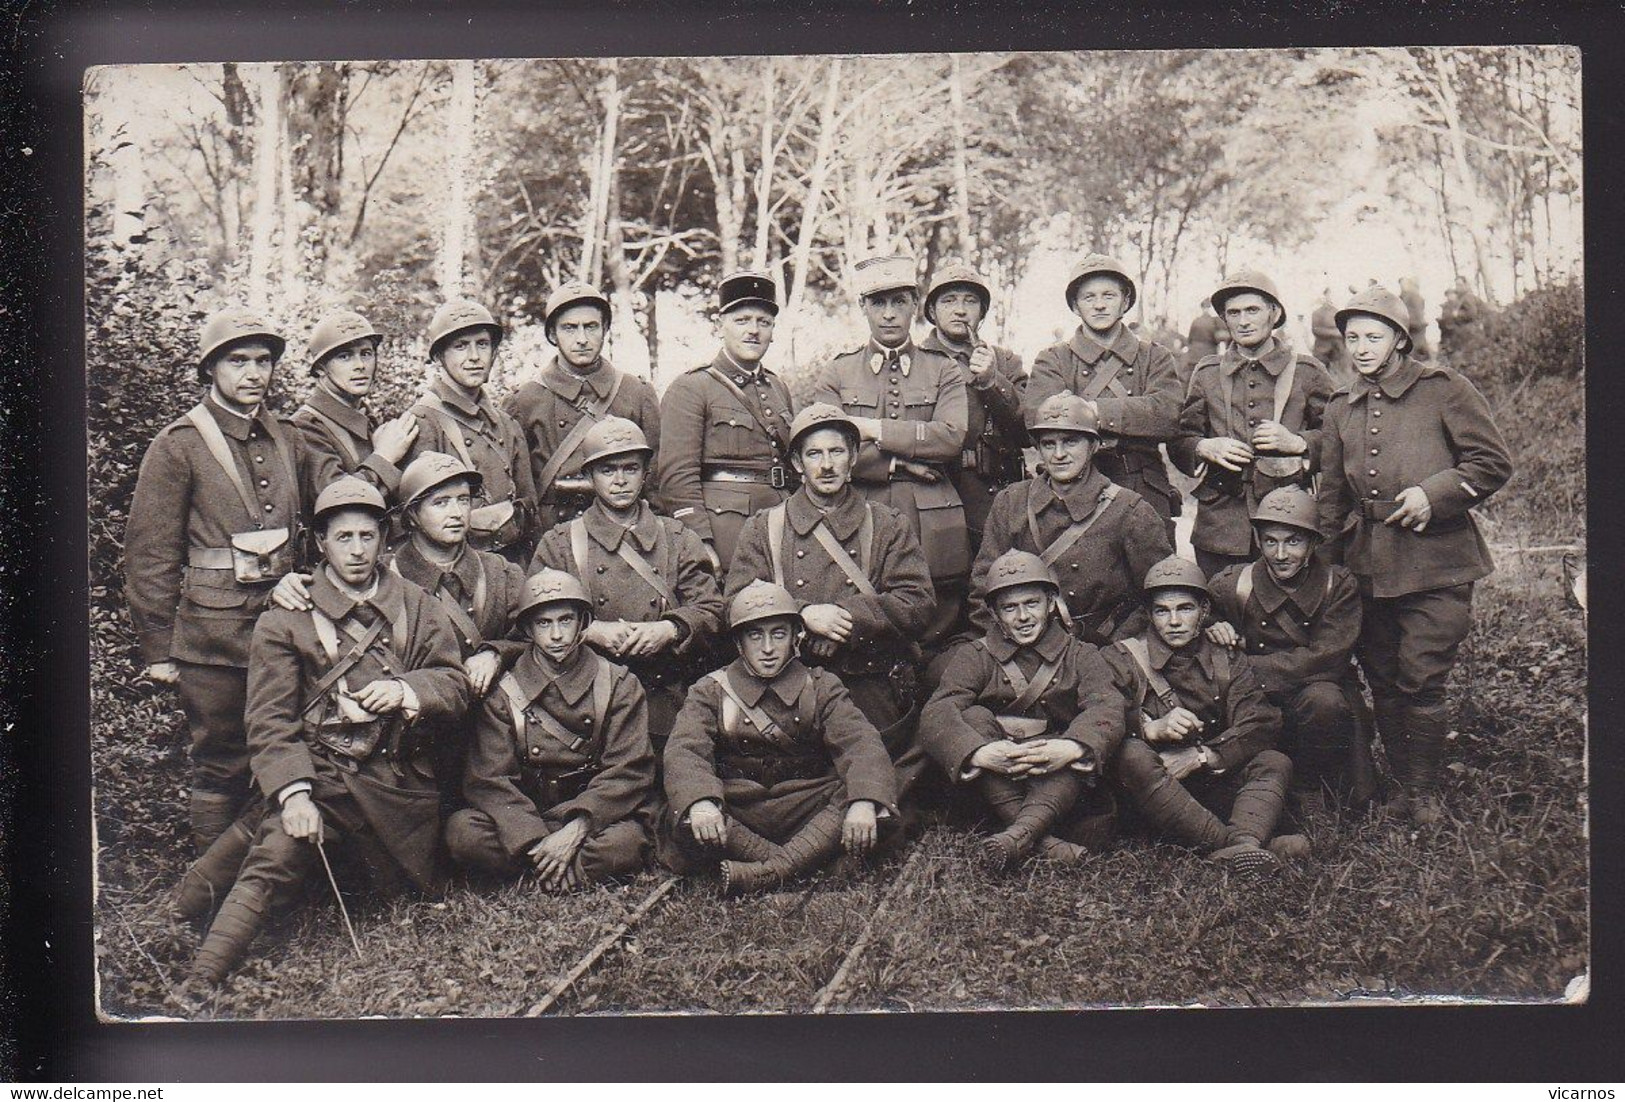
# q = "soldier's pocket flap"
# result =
<box><xmin>838</xmin><ymin>388</ymin><xmax>880</xmax><ymax>411</ymax></box>
<box><xmin>707</xmin><ymin>404</ymin><xmax>757</xmax><ymax>430</ymax></box>
<box><xmin>703</xmin><ymin>487</ymin><xmax>754</xmax><ymax>517</ymax></box>
<box><xmin>231</xmin><ymin>528</ymin><xmax>290</xmax><ymax>557</ymax></box>
<box><xmin>183</xmin><ymin>578</ymin><xmax>252</xmax><ymax>610</ymax></box>
<box><xmin>913</xmin><ymin>480</ymin><xmax>964</xmax><ymax>511</ymax></box>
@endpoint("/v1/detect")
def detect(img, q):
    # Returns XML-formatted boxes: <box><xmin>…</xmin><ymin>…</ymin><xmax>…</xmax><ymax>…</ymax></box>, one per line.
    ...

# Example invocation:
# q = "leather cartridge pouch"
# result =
<box><xmin>994</xmin><ymin>715</ymin><xmax>1050</xmax><ymax>742</ymax></box>
<box><xmin>229</xmin><ymin>527</ymin><xmax>292</xmax><ymax>584</ymax></box>
<box><xmin>1252</xmin><ymin>453</ymin><xmax>1307</xmax><ymax>480</ymax></box>
<box><xmin>468</xmin><ymin>499</ymin><xmax>520</xmax><ymax>549</ymax></box>
<box><xmin>312</xmin><ymin>691</ymin><xmax>389</xmax><ymax>763</ymax></box>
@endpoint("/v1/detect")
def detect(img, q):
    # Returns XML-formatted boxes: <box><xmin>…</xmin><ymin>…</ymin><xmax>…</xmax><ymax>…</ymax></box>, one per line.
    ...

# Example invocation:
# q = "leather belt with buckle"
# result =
<box><xmin>702</xmin><ymin>464</ymin><xmax>787</xmax><ymax>489</ymax></box>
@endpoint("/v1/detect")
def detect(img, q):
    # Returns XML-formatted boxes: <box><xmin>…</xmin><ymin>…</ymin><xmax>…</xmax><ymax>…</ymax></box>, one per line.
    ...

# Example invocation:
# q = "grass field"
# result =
<box><xmin>92</xmin><ymin>558</ymin><xmax>1588</xmax><ymax>1020</ymax></box>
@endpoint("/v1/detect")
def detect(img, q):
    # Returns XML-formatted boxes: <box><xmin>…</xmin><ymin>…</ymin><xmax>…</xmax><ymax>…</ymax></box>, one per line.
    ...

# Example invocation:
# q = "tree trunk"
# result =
<box><xmin>582</xmin><ymin>61</ymin><xmax>621</xmax><ymax>287</ymax></box>
<box><xmin>437</xmin><ymin>59</ymin><xmax>479</xmax><ymax>298</ymax></box>
<box><xmin>752</xmin><ymin>58</ymin><xmax>776</xmax><ymax>270</ymax></box>
<box><xmin>785</xmin><ymin>58</ymin><xmax>842</xmax><ymax>319</ymax></box>
<box><xmin>602</xmin><ymin>165</ymin><xmax>647</xmax><ymax>380</ymax></box>
<box><xmin>246</xmin><ymin>66</ymin><xmax>282</xmax><ymax>312</ymax></box>
<box><xmin>285</xmin><ymin>62</ymin><xmax>347</xmax><ymax>274</ymax></box>
<box><xmin>948</xmin><ymin>54</ymin><xmax>974</xmax><ymax>262</ymax></box>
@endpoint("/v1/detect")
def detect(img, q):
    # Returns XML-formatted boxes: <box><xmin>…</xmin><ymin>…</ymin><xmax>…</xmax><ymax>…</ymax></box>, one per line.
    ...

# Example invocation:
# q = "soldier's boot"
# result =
<box><xmin>722</xmin><ymin>806</ymin><xmax>844</xmax><ymax>896</ymax></box>
<box><xmin>1226</xmin><ymin>750</ymin><xmax>1291</xmax><ymax>849</ymax></box>
<box><xmin>189</xmin><ymin>790</ymin><xmax>241</xmax><ymax>854</ymax></box>
<box><xmin>1267</xmin><ymin>834</ymin><xmax>1312</xmax><ymax>862</ymax></box>
<box><xmin>1397</xmin><ymin>704</ymin><xmax>1451</xmax><ymax>827</ymax></box>
<box><xmin>981</xmin><ymin>776</ymin><xmax>1083</xmax><ymax>872</ymax></box>
<box><xmin>1134</xmin><ymin>770</ymin><xmax>1232</xmax><ymax>854</ymax></box>
<box><xmin>1373</xmin><ymin>700</ymin><xmax>1413</xmax><ymax>818</ymax></box>
<box><xmin>173</xmin><ymin>818</ymin><xmax>255</xmax><ymax>922</ymax></box>
<box><xmin>723</xmin><ymin>819</ymin><xmax>785</xmax><ymax>865</ymax></box>
<box><xmin>187</xmin><ymin>884</ymin><xmax>267</xmax><ymax>987</ymax></box>
<box><xmin>1033</xmin><ymin>836</ymin><xmax>1090</xmax><ymax>866</ymax></box>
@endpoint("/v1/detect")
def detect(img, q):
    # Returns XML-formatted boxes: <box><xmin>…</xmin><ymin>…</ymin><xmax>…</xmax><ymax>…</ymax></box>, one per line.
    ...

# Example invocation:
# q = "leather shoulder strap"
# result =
<box><xmin>811</xmin><ymin>514</ymin><xmax>878</xmax><ymax>597</ymax></box>
<box><xmin>184</xmin><ymin>405</ymin><xmax>259</xmax><ymax>523</ymax></box>
<box><xmin>303</xmin><ymin>404</ymin><xmax>363</xmax><ymax>469</ymax></box>
<box><xmin>415</xmin><ymin>396</ymin><xmax>476</xmax><ymax>470</ymax></box>
<box><xmin>590</xmin><ymin>660</ymin><xmax>614</xmax><ymax>740</ymax></box>
<box><xmin>1235</xmin><ymin>561</ymin><xmax>1255</xmax><ymax>609</ymax></box>
<box><xmin>616</xmin><ymin>533</ymin><xmax>679</xmax><ymax>610</ymax></box>
<box><xmin>707</xmin><ymin>669</ymin><xmax>787</xmax><ymax>745</ymax></box>
<box><xmin>1079</xmin><ymin>356</ymin><xmax>1125</xmax><ymax>401</ymax></box>
<box><xmin>1273</xmin><ymin>357</ymin><xmax>1298</xmax><ymax>425</ymax></box>
<box><xmin>705</xmin><ymin>366</ymin><xmax>785</xmax><ymax>451</ymax></box>
<box><xmin>535</xmin><ymin>407</ymin><xmax>603</xmax><ymax>495</ymax></box>
<box><xmin>1031</xmin><ymin>484</ymin><xmax>1120</xmax><ymax>567</ymax></box>
<box><xmin>1118</xmin><ymin>637</ymin><xmax>1179</xmax><ymax>713</ymax></box>
<box><xmin>303</xmin><ymin>609</ymin><xmax>385</xmax><ymax>715</ymax></box>
<box><xmin>765</xmin><ymin>504</ymin><xmax>788</xmax><ymax>587</ymax></box>
<box><xmin>569</xmin><ymin>517</ymin><xmax>592</xmax><ymax>587</ymax></box>
<box><xmin>1009</xmin><ymin>657</ymin><xmax>1062</xmax><ymax>714</ymax></box>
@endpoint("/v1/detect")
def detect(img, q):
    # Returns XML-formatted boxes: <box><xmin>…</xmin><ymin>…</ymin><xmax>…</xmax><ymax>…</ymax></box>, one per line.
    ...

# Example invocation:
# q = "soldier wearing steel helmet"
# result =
<box><xmin>504</xmin><ymin>281</ymin><xmax>663</xmax><ymax>535</ymax></box>
<box><xmin>1204</xmin><ymin>487</ymin><xmax>1373</xmax><ymax>817</ymax></box>
<box><xmin>969</xmin><ymin>391</ymin><xmax>1171</xmax><ymax>648</ymax></box>
<box><xmin>1103</xmin><ymin>556</ymin><xmax>1299</xmax><ymax>883</ymax></box>
<box><xmin>1170</xmin><ymin>271</ymin><xmax>1335</xmax><ymax>579</ymax></box>
<box><xmin>291</xmin><ymin>309</ymin><xmax>420</xmax><ymax>495</ymax></box>
<box><xmin>446</xmin><ymin>568</ymin><xmax>656</xmax><ymax>891</ymax></box>
<box><xmin>182</xmin><ymin>478</ymin><xmax>471</xmax><ymax>988</ymax></box>
<box><xmin>1319</xmin><ymin>286</ymin><xmax>1512</xmax><ymax>827</ymax></box>
<box><xmin>530</xmin><ymin>417</ymin><xmax>725</xmax><ymax>753</ymax></box>
<box><xmin>725</xmin><ymin>403</ymin><xmax>936</xmax><ymax>820</ymax></box>
<box><xmin>404</xmin><ymin>299</ymin><xmax>537</xmax><ymax>563</ymax></box>
<box><xmin>655</xmin><ymin>269</ymin><xmax>797</xmax><ymax>571</ymax></box>
<box><xmin>126</xmin><ymin>307</ymin><xmax>347</xmax><ymax>866</ymax></box>
<box><xmin>922</xmin><ymin>550</ymin><xmax>1126</xmax><ymax>872</ymax></box>
<box><xmin>1026</xmin><ymin>253</ymin><xmax>1185</xmax><ymax>537</ymax></box>
<box><xmin>661</xmin><ymin>581</ymin><xmax>899</xmax><ymax>894</ymax></box>
<box><xmin>812</xmin><ymin>255</ymin><xmax>971</xmax><ymax>660</ymax></box>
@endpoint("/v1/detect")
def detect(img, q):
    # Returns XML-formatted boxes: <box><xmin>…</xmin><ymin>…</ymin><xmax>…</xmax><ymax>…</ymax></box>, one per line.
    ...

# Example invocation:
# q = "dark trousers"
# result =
<box><xmin>1116</xmin><ymin>738</ymin><xmax>1291</xmax><ymax>852</ymax></box>
<box><xmin>1272</xmin><ymin>680</ymin><xmax>1369</xmax><ymax>801</ymax></box>
<box><xmin>176</xmin><ymin>662</ymin><xmax>251</xmax><ymax>797</ymax></box>
<box><xmin>444</xmin><ymin>808</ymin><xmax>649</xmax><ymax>883</ymax></box>
<box><xmin>842</xmin><ymin>671</ymin><xmax>929</xmax><ymax>824</ymax></box>
<box><xmin>1358</xmin><ymin>583</ymin><xmax>1474</xmax><ymax>708</ymax></box>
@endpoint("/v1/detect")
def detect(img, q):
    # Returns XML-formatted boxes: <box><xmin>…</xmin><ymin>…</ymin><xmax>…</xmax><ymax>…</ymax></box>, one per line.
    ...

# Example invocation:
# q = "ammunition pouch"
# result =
<box><xmin>550</xmin><ymin>473</ymin><xmax>595</xmax><ymax>498</ymax></box>
<box><xmin>994</xmin><ymin>715</ymin><xmax>1050</xmax><ymax>742</ymax></box>
<box><xmin>887</xmin><ymin>659</ymin><xmax>920</xmax><ymax>713</ymax></box>
<box><xmin>311</xmin><ymin>716</ymin><xmax>389</xmax><ymax>767</ymax></box>
<box><xmin>1252</xmin><ymin>454</ymin><xmax>1307</xmax><ymax>480</ymax></box>
<box><xmin>468</xmin><ymin>499</ymin><xmax>522</xmax><ymax>551</ymax></box>
<box><xmin>523</xmin><ymin>763</ymin><xmax>598</xmax><ymax>809</ymax></box>
<box><xmin>224</xmin><ymin>527</ymin><xmax>293</xmax><ymax>584</ymax></box>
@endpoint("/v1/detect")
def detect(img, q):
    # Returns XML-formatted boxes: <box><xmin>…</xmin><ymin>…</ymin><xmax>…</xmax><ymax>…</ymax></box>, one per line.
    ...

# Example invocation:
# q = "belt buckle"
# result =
<box><xmin>770</xmin><ymin>466</ymin><xmax>786</xmax><ymax>490</ymax></box>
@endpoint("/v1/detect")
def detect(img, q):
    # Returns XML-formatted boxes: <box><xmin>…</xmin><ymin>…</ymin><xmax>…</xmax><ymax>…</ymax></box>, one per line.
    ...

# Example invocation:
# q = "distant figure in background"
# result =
<box><xmin>1398</xmin><ymin>277</ymin><xmax>1429</xmax><ymax>360</ymax></box>
<box><xmin>1184</xmin><ymin>298</ymin><xmax>1224</xmax><ymax>374</ymax></box>
<box><xmin>1310</xmin><ymin>289</ymin><xmax>1348</xmax><ymax>389</ymax></box>
<box><xmin>1437</xmin><ymin>277</ymin><xmax>1485</xmax><ymax>357</ymax></box>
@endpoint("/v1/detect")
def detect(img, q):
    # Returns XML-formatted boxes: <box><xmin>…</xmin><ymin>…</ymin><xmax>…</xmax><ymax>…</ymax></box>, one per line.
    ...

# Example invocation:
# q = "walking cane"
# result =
<box><xmin>315</xmin><ymin>837</ymin><xmax>365</xmax><ymax>960</ymax></box>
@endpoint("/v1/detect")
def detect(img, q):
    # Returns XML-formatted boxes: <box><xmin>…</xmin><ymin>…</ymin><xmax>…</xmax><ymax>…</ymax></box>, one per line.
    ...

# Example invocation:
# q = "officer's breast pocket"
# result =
<box><xmin>708</xmin><ymin>404</ymin><xmax>758</xmax><ymax>445</ymax></box>
<box><xmin>839</xmin><ymin>388</ymin><xmax>880</xmax><ymax>414</ymax></box>
<box><xmin>702</xmin><ymin>486</ymin><xmax>755</xmax><ymax>521</ymax></box>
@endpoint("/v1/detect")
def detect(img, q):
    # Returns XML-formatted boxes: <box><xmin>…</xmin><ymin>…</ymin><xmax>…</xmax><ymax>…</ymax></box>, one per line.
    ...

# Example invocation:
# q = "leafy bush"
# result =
<box><xmin>1446</xmin><ymin>279</ymin><xmax>1583</xmax><ymax>386</ymax></box>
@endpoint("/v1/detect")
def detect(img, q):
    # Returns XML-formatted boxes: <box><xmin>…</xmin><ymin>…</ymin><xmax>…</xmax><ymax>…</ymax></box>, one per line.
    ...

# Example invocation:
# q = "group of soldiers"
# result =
<box><xmin>124</xmin><ymin>250</ymin><xmax>1513</xmax><ymax>994</ymax></box>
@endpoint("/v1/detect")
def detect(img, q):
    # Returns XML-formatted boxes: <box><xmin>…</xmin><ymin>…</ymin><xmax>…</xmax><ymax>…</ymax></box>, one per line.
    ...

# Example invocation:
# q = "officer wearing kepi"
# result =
<box><xmin>1319</xmin><ymin>287</ymin><xmax>1512</xmax><ymax>826</ymax></box>
<box><xmin>1171</xmin><ymin>271</ymin><xmax>1333</xmax><ymax>579</ymax></box>
<box><xmin>813</xmin><ymin>255</ymin><xmax>970</xmax><ymax>661</ymax></box>
<box><xmin>292</xmin><ymin>309</ymin><xmax>420</xmax><ymax>495</ymax></box>
<box><xmin>404</xmin><ymin>300</ymin><xmax>537</xmax><ymax>562</ymax></box>
<box><xmin>656</xmin><ymin>269</ymin><xmax>797</xmax><ymax>571</ymax></box>
<box><xmin>126</xmin><ymin>307</ymin><xmax>341</xmax><ymax>860</ymax></box>
<box><xmin>1027</xmin><ymin>253</ymin><xmax>1184</xmax><ymax>538</ymax></box>
<box><xmin>504</xmin><ymin>281</ymin><xmax>663</xmax><ymax>534</ymax></box>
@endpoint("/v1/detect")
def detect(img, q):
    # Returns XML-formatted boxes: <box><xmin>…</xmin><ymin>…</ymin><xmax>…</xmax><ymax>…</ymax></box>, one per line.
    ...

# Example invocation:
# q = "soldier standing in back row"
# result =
<box><xmin>1170</xmin><ymin>271</ymin><xmax>1333</xmax><ymax>579</ymax></box>
<box><xmin>404</xmin><ymin>301</ymin><xmax>537</xmax><ymax>562</ymax></box>
<box><xmin>505</xmin><ymin>282</ymin><xmax>663</xmax><ymax>534</ymax></box>
<box><xmin>1319</xmin><ymin>288</ymin><xmax>1512</xmax><ymax>826</ymax></box>
<box><xmin>1027</xmin><ymin>254</ymin><xmax>1184</xmax><ymax>538</ymax></box>
<box><xmin>813</xmin><ymin>255</ymin><xmax>970</xmax><ymax>661</ymax></box>
<box><xmin>291</xmin><ymin>309</ymin><xmax>420</xmax><ymax>497</ymax></box>
<box><xmin>656</xmin><ymin>270</ymin><xmax>796</xmax><ymax>571</ymax></box>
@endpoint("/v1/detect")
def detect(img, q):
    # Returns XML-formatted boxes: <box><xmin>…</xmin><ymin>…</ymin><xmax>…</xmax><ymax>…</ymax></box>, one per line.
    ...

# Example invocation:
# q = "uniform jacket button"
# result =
<box><xmin>597</xmin><ymin>565</ymin><xmax>607</xmax><ymax>573</ymax></box>
<box><xmin>254</xmin><ymin>455</ymin><xmax>265</xmax><ymax>464</ymax></box>
<box><xmin>796</xmin><ymin>549</ymin><xmax>805</xmax><ymax>558</ymax></box>
<box><xmin>1369</xmin><ymin>469</ymin><xmax>1378</xmax><ymax>477</ymax></box>
<box><xmin>796</xmin><ymin>579</ymin><xmax>807</xmax><ymax>587</ymax></box>
<box><xmin>264</xmin><ymin>503</ymin><xmax>274</xmax><ymax>512</ymax></box>
<box><xmin>259</xmin><ymin>478</ymin><xmax>269</xmax><ymax>488</ymax></box>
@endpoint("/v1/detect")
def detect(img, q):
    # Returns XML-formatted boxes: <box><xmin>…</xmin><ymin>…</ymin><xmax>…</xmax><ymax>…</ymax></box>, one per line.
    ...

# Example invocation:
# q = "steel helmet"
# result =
<box><xmin>198</xmin><ymin>307</ymin><xmax>286</xmax><ymax>383</ymax></box>
<box><xmin>313</xmin><ymin>476</ymin><xmax>388</xmax><ymax>523</ymax></box>
<box><xmin>580</xmin><ymin>416</ymin><xmax>653</xmax><ymax>468</ymax></box>
<box><xmin>399</xmin><ymin>451</ymin><xmax>484</xmax><ymax>511</ymax></box>
<box><xmin>1335</xmin><ymin>287</ymin><xmax>1413</xmax><ymax>352</ymax></box>
<box><xmin>544</xmin><ymin>281</ymin><xmax>613</xmax><ymax>343</ymax></box>
<box><xmin>1142</xmin><ymin>555</ymin><xmax>1211</xmax><ymax>597</ymax></box>
<box><xmin>1250</xmin><ymin>486</ymin><xmax>1320</xmax><ymax>536</ymax></box>
<box><xmin>516</xmin><ymin>568</ymin><xmax>595</xmax><ymax>621</ymax></box>
<box><xmin>307</xmin><ymin>310</ymin><xmax>382</xmax><ymax>374</ymax></box>
<box><xmin>788</xmin><ymin>402</ymin><xmax>861</xmax><ymax>452</ymax></box>
<box><xmin>923</xmin><ymin>258</ymin><xmax>991</xmax><ymax>323</ymax></box>
<box><xmin>983</xmin><ymin>550</ymin><xmax>1061</xmax><ymax>600</ymax></box>
<box><xmin>852</xmin><ymin>255</ymin><xmax>918</xmax><ymax>301</ymax></box>
<box><xmin>1210</xmin><ymin>270</ymin><xmax>1285</xmax><ymax>328</ymax></box>
<box><xmin>1028</xmin><ymin>391</ymin><xmax>1101</xmax><ymax>438</ymax></box>
<box><xmin>728</xmin><ymin>580</ymin><xmax>804</xmax><ymax>632</ymax></box>
<box><xmin>426</xmin><ymin>300</ymin><xmax>504</xmax><ymax>360</ymax></box>
<box><xmin>1064</xmin><ymin>253</ymin><xmax>1137</xmax><ymax>312</ymax></box>
<box><xmin>718</xmin><ymin>269</ymin><xmax>779</xmax><ymax>316</ymax></box>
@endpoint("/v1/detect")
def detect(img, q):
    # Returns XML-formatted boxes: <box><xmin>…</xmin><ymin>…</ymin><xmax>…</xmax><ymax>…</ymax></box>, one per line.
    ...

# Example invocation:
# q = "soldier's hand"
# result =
<box><xmin>804</xmin><ymin>637</ymin><xmax>840</xmax><ymax>660</ymax></box>
<box><xmin>968</xmin><ymin>740</ymin><xmax>1028</xmax><ymax>776</ymax></box>
<box><xmin>622</xmin><ymin>620</ymin><xmax>680</xmax><ymax>657</ymax></box>
<box><xmin>1251</xmin><ymin>420</ymin><xmax>1306</xmax><ymax>455</ymax></box>
<box><xmin>352</xmin><ymin>678</ymin><xmax>406</xmax><ymax>715</ymax></box>
<box><xmin>464</xmin><ymin>649</ymin><xmax>503</xmax><ymax>697</ymax></box>
<box><xmin>967</xmin><ymin>344</ymin><xmax>995</xmax><ymax>378</ymax></box>
<box><xmin>842</xmin><ymin>800</ymin><xmax>879</xmax><ymax>855</ymax></box>
<box><xmin>1205</xmin><ymin>621</ymin><xmax>1242</xmax><ymax>648</ymax></box>
<box><xmin>532</xmin><ymin>817</ymin><xmax>589</xmax><ymax>888</ymax></box>
<box><xmin>1158</xmin><ymin>745</ymin><xmax>1204</xmax><ymax>781</ymax></box>
<box><xmin>688</xmin><ymin>800</ymin><xmax>727</xmax><ymax>847</ymax></box>
<box><xmin>269</xmin><ymin>571</ymin><xmax>315</xmax><ymax>612</ymax></box>
<box><xmin>896</xmin><ymin>459</ymin><xmax>942</xmax><ymax>483</ymax></box>
<box><xmin>371</xmin><ymin>414</ymin><xmax>420</xmax><ymax>465</ymax></box>
<box><xmin>1143</xmin><ymin>707</ymin><xmax>1203</xmax><ymax>744</ymax></box>
<box><xmin>584</xmin><ymin>619</ymin><xmax>633</xmax><ymax>655</ymax></box>
<box><xmin>800</xmin><ymin>603</ymin><xmax>854</xmax><ymax>643</ymax></box>
<box><xmin>1010</xmin><ymin>739</ymin><xmax>1085</xmax><ymax>775</ymax></box>
<box><xmin>1196</xmin><ymin>437</ymin><xmax>1254</xmax><ymax>472</ymax></box>
<box><xmin>281</xmin><ymin>791</ymin><xmax>323</xmax><ymax>842</ymax></box>
<box><xmin>1387</xmin><ymin>486</ymin><xmax>1433</xmax><ymax>532</ymax></box>
<box><xmin>144</xmin><ymin>661</ymin><xmax>181</xmax><ymax>686</ymax></box>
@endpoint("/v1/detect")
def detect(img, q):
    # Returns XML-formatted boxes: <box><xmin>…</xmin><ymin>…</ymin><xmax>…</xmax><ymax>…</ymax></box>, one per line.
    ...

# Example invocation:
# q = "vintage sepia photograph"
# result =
<box><xmin>84</xmin><ymin>45</ymin><xmax>1587</xmax><ymax>1022</ymax></box>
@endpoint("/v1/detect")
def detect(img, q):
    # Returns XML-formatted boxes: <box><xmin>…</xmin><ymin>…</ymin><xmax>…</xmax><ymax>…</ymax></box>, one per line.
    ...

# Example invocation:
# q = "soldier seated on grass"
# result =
<box><xmin>182</xmin><ymin>478</ymin><xmax>471</xmax><ymax>992</ymax></box>
<box><xmin>446</xmin><ymin>569</ymin><xmax>656</xmax><ymax>893</ymax></box>
<box><xmin>1104</xmin><ymin>556</ymin><xmax>1304</xmax><ymax>884</ymax></box>
<box><xmin>661</xmin><ymin>581</ymin><xmax>899</xmax><ymax>895</ymax></box>
<box><xmin>921</xmin><ymin>550</ymin><xmax>1125</xmax><ymax>872</ymax></box>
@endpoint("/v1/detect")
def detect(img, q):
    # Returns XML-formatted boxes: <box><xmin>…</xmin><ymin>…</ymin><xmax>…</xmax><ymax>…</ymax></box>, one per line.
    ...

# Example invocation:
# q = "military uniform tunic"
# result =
<box><xmin>291</xmin><ymin>382</ymin><xmax>403</xmax><ymax>496</ymax></box>
<box><xmin>1026</xmin><ymin>324</ymin><xmax>1184</xmax><ymax>527</ymax></box>
<box><xmin>405</xmin><ymin>378</ymin><xmax>537</xmax><ymax>554</ymax></box>
<box><xmin>1170</xmin><ymin>340</ymin><xmax>1333</xmax><ymax>563</ymax></box>
<box><xmin>969</xmin><ymin>468</ymin><xmax>1171</xmax><ymax>644</ymax></box>
<box><xmin>504</xmin><ymin>357</ymin><xmax>662</xmax><ymax>531</ymax></box>
<box><xmin>447</xmin><ymin>646</ymin><xmax>655</xmax><ymax>882</ymax></box>
<box><xmin>917</xmin><ymin>329</ymin><xmax>1028</xmax><ymax>542</ymax></box>
<box><xmin>655</xmin><ymin>351</ymin><xmax>795</xmax><ymax>569</ymax></box>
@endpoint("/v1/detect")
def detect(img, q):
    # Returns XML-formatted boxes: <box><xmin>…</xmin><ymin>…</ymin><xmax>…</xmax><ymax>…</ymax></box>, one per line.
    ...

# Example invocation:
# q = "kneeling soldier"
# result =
<box><xmin>446</xmin><ymin>569</ymin><xmax>655</xmax><ymax>891</ymax></box>
<box><xmin>531</xmin><ymin>416</ymin><xmax>725</xmax><ymax>752</ymax></box>
<box><xmin>663</xmin><ymin>581</ymin><xmax>899</xmax><ymax>894</ymax></box>
<box><xmin>186</xmin><ymin>479</ymin><xmax>470</xmax><ymax>986</ymax></box>
<box><xmin>922</xmin><ymin>550</ymin><xmax>1125</xmax><ymax>871</ymax></box>
<box><xmin>1105</xmin><ymin>557</ymin><xmax>1298</xmax><ymax>881</ymax></box>
<box><xmin>1205</xmin><ymin>487</ymin><xmax>1374</xmax><ymax>813</ymax></box>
